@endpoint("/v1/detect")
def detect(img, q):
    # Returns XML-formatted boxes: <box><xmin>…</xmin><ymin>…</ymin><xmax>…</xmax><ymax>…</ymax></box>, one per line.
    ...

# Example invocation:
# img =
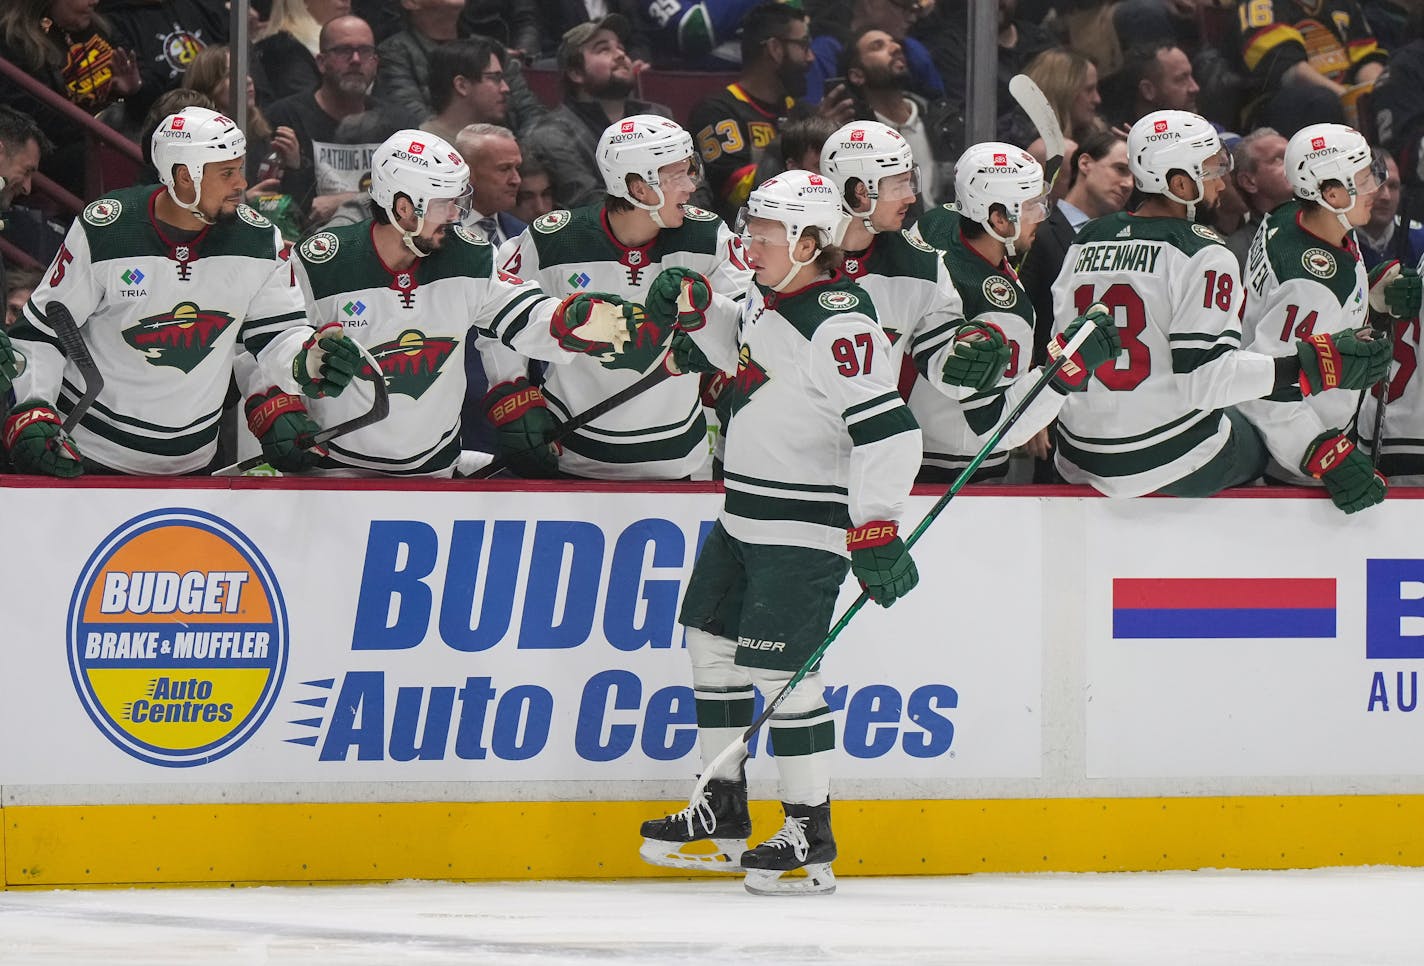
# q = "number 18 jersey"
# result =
<box><xmin>1049</xmin><ymin>212</ymin><xmax>1277</xmax><ymax>497</ymax></box>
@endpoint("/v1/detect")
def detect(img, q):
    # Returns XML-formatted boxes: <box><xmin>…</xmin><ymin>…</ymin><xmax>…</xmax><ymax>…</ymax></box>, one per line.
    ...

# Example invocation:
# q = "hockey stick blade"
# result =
<box><xmin>688</xmin><ymin>318</ymin><xmax>1100</xmax><ymax>805</ymax></box>
<box><xmin>212</xmin><ymin>341</ymin><xmax>391</xmax><ymax>476</ymax></box>
<box><xmin>466</xmin><ymin>352</ymin><xmax>677</xmax><ymax>480</ymax></box>
<box><xmin>47</xmin><ymin>302</ymin><xmax>104</xmax><ymax>435</ymax></box>
<box><xmin>1009</xmin><ymin>74</ymin><xmax>1066</xmax><ymax>189</ymax></box>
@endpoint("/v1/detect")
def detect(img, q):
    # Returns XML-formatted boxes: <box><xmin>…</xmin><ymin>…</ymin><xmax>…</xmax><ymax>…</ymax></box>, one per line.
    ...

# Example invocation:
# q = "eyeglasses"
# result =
<box><xmin>322</xmin><ymin>44</ymin><xmax>376</xmax><ymax>60</ymax></box>
<box><xmin>477</xmin><ymin>70</ymin><xmax>506</xmax><ymax>84</ymax></box>
<box><xmin>767</xmin><ymin>34</ymin><xmax>812</xmax><ymax>52</ymax></box>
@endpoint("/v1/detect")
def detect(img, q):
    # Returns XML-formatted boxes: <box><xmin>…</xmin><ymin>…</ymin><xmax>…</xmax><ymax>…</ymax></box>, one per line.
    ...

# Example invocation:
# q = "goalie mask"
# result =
<box><xmin>1285</xmin><ymin>123</ymin><xmax>1382</xmax><ymax>229</ymax></box>
<box><xmin>736</xmin><ymin>170</ymin><xmax>850</xmax><ymax>291</ymax></box>
<box><xmin>152</xmin><ymin>107</ymin><xmax>247</xmax><ymax>225</ymax></box>
<box><xmin>370</xmin><ymin>130</ymin><xmax>474</xmax><ymax>257</ymax></box>
<box><xmin>952</xmin><ymin>142</ymin><xmax>1047</xmax><ymax>258</ymax></box>
<box><xmin>597</xmin><ymin>115</ymin><xmax>701</xmax><ymax>228</ymax></box>
<box><xmin>819</xmin><ymin>121</ymin><xmax>920</xmax><ymax>234</ymax></box>
<box><xmin>1127</xmin><ymin>110</ymin><xmax>1229</xmax><ymax>221</ymax></box>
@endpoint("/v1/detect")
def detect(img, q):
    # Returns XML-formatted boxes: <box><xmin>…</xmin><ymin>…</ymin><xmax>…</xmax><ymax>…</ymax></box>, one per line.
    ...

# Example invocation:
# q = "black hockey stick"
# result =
<box><xmin>1368</xmin><ymin>312</ymin><xmax>1393</xmax><ymax>471</ymax></box>
<box><xmin>212</xmin><ymin>341</ymin><xmax>391</xmax><ymax>476</ymax></box>
<box><xmin>47</xmin><ymin>302</ymin><xmax>103</xmax><ymax>435</ymax></box>
<box><xmin>683</xmin><ymin>318</ymin><xmax>1100</xmax><ymax>807</ymax></box>
<box><xmin>465</xmin><ymin>354</ymin><xmax>678</xmax><ymax>480</ymax></box>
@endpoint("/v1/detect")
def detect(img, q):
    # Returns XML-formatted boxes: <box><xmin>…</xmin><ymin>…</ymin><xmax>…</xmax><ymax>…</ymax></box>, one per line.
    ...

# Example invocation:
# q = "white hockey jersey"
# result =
<box><xmin>10</xmin><ymin>186</ymin><xmax>312</xmax><ymax>474</ymax></box>
<box><xmin>703</xmin><ymin>273</ymin><xmax>921</xmax><ymax>556</ymax></box>
<box><xmin>1361</xmin><ymin>312</ymin><xmax>1424</xmax><ymax>481</ymax></box>
<box><xmin>291</xmin><ymin>220</ymin><xmax>587</xmax><ymax>476</ymax></box>
<box><xmin>484</xmin><ymin>204</ymin><xmax>752</xmax><ymax>479</ymax></box>
<box><xmin>1238</xmin><ymin>202</ymin><xmax>1369</xmax><ymax>484</ymax></box>
<box><xmin>1049</xmin><ymin>212</ymin><xmax>1277</xmax><ymax>497</ymax></box>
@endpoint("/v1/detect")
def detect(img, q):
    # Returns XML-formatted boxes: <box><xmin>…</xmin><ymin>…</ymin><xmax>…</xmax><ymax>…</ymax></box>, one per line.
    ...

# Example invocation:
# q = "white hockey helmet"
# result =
<box><xmin>152</xmin><ymin>107</ymin><xmax>247</xmax><ymax>224</ymax></box>
<box><xmin>819</xmin><ymin>120</ymin><xmax>919</xmax><ymax>233</ymax></box>
<box><xmin>1127</xmin><ymin>110</ymin><xmax>1228</xmax><ymax>219</ymax></box>
<box><xmin>952</xmin><ymin>141</ymin><xmax>1046</xmax><ymax>257</ymax></box>
<box><xmin>1285</xmin><ymin>123</ymin><xmax>1382</xmax><ymax>224</ymax></box>
<box><xmin>738</xmin><ymin>170</ymin><xmax>850</xmax><ymax>290</ymax></box>
<box><xmin>370</xmin><ymin>129</ymin><xmax>474</xmax><ymax>257</ymax></box>
<box><xmin>597</xmin><ymin>114</ymin><xmax>699</xmax><ymax>226</ymax></box>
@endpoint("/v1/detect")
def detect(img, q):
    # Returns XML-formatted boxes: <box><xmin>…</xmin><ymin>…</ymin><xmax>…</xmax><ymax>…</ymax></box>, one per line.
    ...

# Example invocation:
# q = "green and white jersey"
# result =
<box><xmin>1238</xmin><ymin>202</ymin><xmax>1369</xmax><ymax>484</ymax></box>
<box><xmin>485</xmin><ymin>204</ymin><xmax>752</xmax><ymax>479</ymax></box>
<box><xmin>293</xmin><ymin>220</ymin><xmax>574</xmax><ymax>476</ymax></box>
<box><xmin>712</xmin><ymin>274</ymin><xmax>920</xmax><ymax>556</ymax></box>
<box><xmin>1049</xmin><ymin>212</ymin><xmax>1276</xmax><ymax>497</ymax></box>
<box><xmin>1362</xmin><ymin>281</ymin><xmax>1424</xmax><ymax>480</ymax></box>
<box><xmin>11</xmin><ymin>186</ymin><xmax>311</xmax><ymax>475</ymax></box>
<box><xmin>907</xmin><ymin>211</ymin><xmax>1049</xmax><ymax>475</ymax></box>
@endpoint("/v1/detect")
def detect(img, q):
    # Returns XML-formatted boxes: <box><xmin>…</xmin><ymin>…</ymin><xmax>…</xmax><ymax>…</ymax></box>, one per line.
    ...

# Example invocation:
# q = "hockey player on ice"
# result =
<box><xmin>286</xmin><ymin>129</ymin><xmax>653</xmax><ymax>477</ymax></box>
<box><xmin>1239</xmin><ymin>122</ymin><xmax>1419</xmax><ymax>512</ymax></box>
<box><xmin>5</xmin><ymin>107</ymin><xmax>364</xmax><ymax>476</ymax></box>
<box><xmin>1042</xmin><ymin>109</ymin><xmax>1392</xmax><ymax>498</ymax></box>
<box><xmin>638</xmin><ymin>170</ymin><xmax>919</xmax><ymax>896</ymax></box>
<box><xmin>480</xmin><ymin>115</ymin><xmax>752</xmax><ymax>480</ymax></box>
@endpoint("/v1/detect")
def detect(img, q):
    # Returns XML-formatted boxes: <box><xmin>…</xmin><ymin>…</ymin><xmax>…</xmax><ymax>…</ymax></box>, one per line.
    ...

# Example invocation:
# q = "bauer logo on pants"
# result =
<box><xmin>66</xmin><ymin>509</ymin><xmax>289</xmax><ymax>767</ymax></box>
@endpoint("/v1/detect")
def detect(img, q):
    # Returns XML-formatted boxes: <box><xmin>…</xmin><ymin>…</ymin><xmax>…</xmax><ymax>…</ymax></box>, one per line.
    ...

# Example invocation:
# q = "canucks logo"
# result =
<box><xmin>362</xmin><ymin>329</ymin><xmax>459</xmax><ymax>399</ymax></box>
<box><xmin>123</xmin><ymin>301</ymin><xmax>235</xmax><ymax>372</ymax></box>
<box><xmin>67</xmin><ymin>509</ymin><xmax>288</xmax><ymax>767</ymax></box>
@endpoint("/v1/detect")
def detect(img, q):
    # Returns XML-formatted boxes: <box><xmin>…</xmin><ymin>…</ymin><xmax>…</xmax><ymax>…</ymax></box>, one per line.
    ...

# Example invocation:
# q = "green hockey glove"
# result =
<box><xmin>245</xmin><ymin>387</ymin><xmax>325</xmax><ymax>472</ymax></box>
<box><xmin>484</xmin><ymin>377</ymin><xmax>561</xmax><ymax>478</ymax></box>
<box><xmin>550</xmin><ymin>292</ymin><xmax>663</xmax><ymax>372</ymax></box>
<box><xmin>0</xmin><ymin>327</ymin><xmax>21</xmax><ymax>396</ymax></box>
<box><xmin>669</xmin><ymin>329</ymin><xmax>720</xmax><ymax>375</ymax></box>
<box><xmin>1048</xmin><ymin>303</ymin><xmax>1120</xmax><ymax>392</ymax></box>
<box><xmin>941</xmin><ymin>321</ymin><xmax>1011</xmax><ymax>392</ymax></box>
<box><xmin>645</xmin><ymin>267</ymin><xmax>714</xmax><ymax>332</ymax></box>
<box><xmin>1301</xmin><ymin>430</ymin><xmax>1387</xmax><ymax>514</ymax></box>
<box><xmin>1368</xmin><ymin>260</ymin><xmax>1422</xmax><ymax>319</ymax></box>
<box><xmin>3</xmin><ymin>402</ymin><xmax>83</xmax><ymax>477</ymax></box>
<box><xmin>1296</xmin><ymin>328</ymin><xmax>1392</xmax><ymax>395</ymax></box>
<box><xmin>292</xmin><ymin>323</ymin><xmax>362</xmax><ymax>398</ymax></box>
<box><xmin>847</xmin><ymin>520</ymin><xmax>918</xmax><ymax>607</ymax></box>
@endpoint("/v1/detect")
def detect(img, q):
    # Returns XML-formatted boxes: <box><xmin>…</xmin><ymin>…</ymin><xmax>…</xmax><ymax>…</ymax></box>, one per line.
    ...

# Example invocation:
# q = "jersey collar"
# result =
<box><xmin>760</xmin><ymin>269</ymin><xmax>844</xmax><ymax>309</ymax></box>
<box><xmin>840</xmin><ymin>239</ymin><xmax>877</xmax><ymax>279</ymax></box>
<box><xmin>147</xmin><ymin>187</ymin><xmax>211</xmax><ymax>280</ymax></box>
<box><xmin>368</xmin><ymin>221</ymin><xmax>421</xmax><ymax>307</ymax></box>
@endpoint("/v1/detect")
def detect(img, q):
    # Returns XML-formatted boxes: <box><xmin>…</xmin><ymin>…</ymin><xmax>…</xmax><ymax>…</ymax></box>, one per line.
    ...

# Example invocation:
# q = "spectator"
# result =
<box><xmin>688</xmin><ymin>3</ymin><xmax>820</xmax><ymax>222</ymax></box>
<box><xmin>840</xmin><ymin>27</ymin><xmax>940</xmax><ymax>204</ymax></box>
<box><xmin>539</xmin><ymin>0</ymin><xmax>651</xmax><ymax>65</ymax></box>
<box><xmin>511</xmin><ymin>155</ymin><xmax>556</xmax><ymax>223</ymax></box>
<box><xmin>420</xmin><ymin>37</ymin><xmax>510</xmax><ymax>144</ymax></box>
<box><xmin>1235</xmin><ymin>0</ymin><xmax>1386</xmax><ymax>135</ymax></box>
<box><xmin>102</xmin><ymin>0</ymin><xmax>229</xmax><ymax>99</ymax></box>
<box><xmin>778</xmin><ymin>115</ymin><xmax>840</xmax><ymax>172</ymax></box>
<box><xmin>1023</xmin><ymin>47</ymin><xmax>1106</xmax><ymax>143</ymax></box>
<box><xmin>5</xmin><ymin>265</ymin><xmax>41</xmax><ymax>329</ymax></box>
<box><xmin>1104</xmin><ymin>42</ymin><xmax>1201</xmax><ymax>130</ymax></box>
<box><xmin>1224</xmin><ymin>126</ymin><xmax>1292</xmax><ymax>269</ymax></box>
<box><xmin>1359</xmin><ymin>148</ymin><xmax>1424</xmax><ymax>270</ymax></box>
<box><xmin>0</xmin><ymin>0</ymin><xmax>142</xmax><ymax>194</ymax></box>
<box><xmin>806</xmin><ymin>0</ymin><xmax>942</xmax><ymax>105</ymax></box>
<box><xmin>460</xmin><ymin>0</ymin><xmax>542</xmax><ymax>60</ymax></box>
<box><xmin>455</xmin><ymin>123</ymin><xmax>526</xmax><ymax>246</ymax></box>
<box><xmin>183</xmin><ymin>46</ymin><xmax>301</xmax><ymax>192</ymax></box>
<box><xmin>1019</xmin><ymin>130</ymin><xmax>1131</xmax><ymax>364</ymax></box>
<box><xmin>0</xmin><ymin>105</ymin><xmax>58</xmax><ymax>270</ymax></box>
<box><xmin>255</xmin><ymin>0</ymin><xmax>349</xmax><ymax>105</ymax></box>
<box><xmin>522</xmin><ymin>15</ymin><xmax>672</xmax><ymax>210</ymax></box>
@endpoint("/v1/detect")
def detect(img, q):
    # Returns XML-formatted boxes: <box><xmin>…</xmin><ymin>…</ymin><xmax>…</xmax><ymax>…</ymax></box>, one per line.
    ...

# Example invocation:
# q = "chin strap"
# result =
<box><xmin>400</xmin><ymin>210</ymin><xmax>431</xmax><ymax>258</ymax></box>
<box><xmin>987</xmin><ymin>219</ymin><xmax>1023</xmax><ymax>258</ymax></box>
<box><xmin>1164</xmin><ymin>177</ymin><xmax>1205</xmax><ymax>223</ymax></box>
<box><xmin>772</xmin><ymin>251</ymin><xmax>817</xmax><ymax>291</ymax></box>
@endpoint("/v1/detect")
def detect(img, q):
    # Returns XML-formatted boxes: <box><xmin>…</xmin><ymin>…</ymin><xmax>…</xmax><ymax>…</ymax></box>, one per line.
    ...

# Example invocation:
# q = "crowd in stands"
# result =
<box><xmin>1</xmin><ymin>0</ymin><xmax>1422</xmax><ymax>481</ymax></box>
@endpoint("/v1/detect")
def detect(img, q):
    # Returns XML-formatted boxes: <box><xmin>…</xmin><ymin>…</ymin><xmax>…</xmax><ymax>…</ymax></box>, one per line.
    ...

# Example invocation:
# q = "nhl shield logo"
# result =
<box><xmin>843</xmin><ymin>257</ymin><xmax>862</xmax><ymax>276</ymax></box>
<box><xmin>1302</xmin><ymin>248</ymin><xmax>1336</xmax><ymax>279</ymax></box>
<box><xmin>175</xmin><ymin>245</ymin><xmax>191</xmax><ymax>262</ymax></box>
<box><xmin>983</xmin><ymin>276</ymin><xmax>1017</xmax><ymax>308</ymax></box>
<box><xmin>627</xmin><ymin>250</ymin><xmax>643</xmax><ymax>266</ymax></box>
<box><xmin>396</xmin><ymin>272</ymin><xmax>413</xmax><ymax>289</ymax></box>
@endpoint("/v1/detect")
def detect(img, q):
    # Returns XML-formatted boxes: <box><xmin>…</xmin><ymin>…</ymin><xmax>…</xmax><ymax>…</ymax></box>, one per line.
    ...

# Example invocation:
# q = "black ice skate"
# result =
<box><xmin>740</xmin><ymin>800</ymin><xmax>837</xmax><ymax>896</ymax></box>
<box><xmin>638</xmin><ymin>776</ymin><xmax>752</xmax><ymax>872</ymax></box>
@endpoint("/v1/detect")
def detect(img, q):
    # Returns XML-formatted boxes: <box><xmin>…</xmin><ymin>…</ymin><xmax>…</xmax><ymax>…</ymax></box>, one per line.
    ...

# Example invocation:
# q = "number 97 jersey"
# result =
<box><xmin>1049</xmin><ymin>212</ymin><xmax>1275</xmax><ymax>497</ymax></box>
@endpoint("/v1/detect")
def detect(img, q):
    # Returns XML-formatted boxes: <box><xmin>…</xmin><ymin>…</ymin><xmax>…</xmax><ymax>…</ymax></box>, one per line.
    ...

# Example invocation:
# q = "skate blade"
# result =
<box><xmin>639</xmin><ymin>837</ymin><xmax>747</xmax><ymax>872</ymax></box>
<box><xmin>743</xmin><ymin>863</ymin><xmax>837</xmax><ymax>896</ymax></box>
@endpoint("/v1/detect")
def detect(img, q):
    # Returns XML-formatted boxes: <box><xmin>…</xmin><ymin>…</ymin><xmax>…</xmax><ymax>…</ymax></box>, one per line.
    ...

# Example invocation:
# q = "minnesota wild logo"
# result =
<box><xmin>123</xmin><ymin>301</ymin><xmax>235</xmax><ymax>372</ymax></box>
<box><xmin>727</xmin><ymin>343</ymin><xmax>769</xmax><ymax>418</ymax></box>
<box><xmin>361</xmin><ymin>329</ymin><xmax>459</xmax><ymax>399</ymax></box>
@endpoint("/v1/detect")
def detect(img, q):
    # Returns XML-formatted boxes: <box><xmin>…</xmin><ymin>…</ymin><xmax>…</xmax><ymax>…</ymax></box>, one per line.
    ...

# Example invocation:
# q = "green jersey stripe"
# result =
<box><xmin>327</xmin><ymin>433</ymin><xmax>461</xmax><ymax>473</ymax></box>
<box><xmin>1172</xmin><ymin>342</ymin><xmax>1236</xmax><ymax>373</ymax></box>
<box><xmin>1058</xmin><ymin>408</ymin><xmax>1207</xmax><ymax>447</ymax></box>
<box><xmin>843</xmin><ymin>391</ymin><xmax>902</xmax><ymax>420</ymax></box>
<box><xmin>724</xmin><ymin>487</ymin><xmax>852</xmax><ymax>529</ymax></box>
<box><xmin>722</xmin><ymin>471</ymin><xmax>848</xmax><ymax>495</ymax></box>
<box><xmin>560</xmin><ymin>416</ymin><xmax>707</xmax><ymax>464</ymax></box>
<box><xmin>1057</xmin><ymin>410</ymin><xmax>1219</xmax><ymax>477</ymax></box>
<box><xmin>848</xmin><ymin>405</ymin><xmax>918</xmax><ymax>446</ymax></box>
<box><xmin>62</xmin><ymin>381</ymin><xmax>220</xmax><ymax>434</ymax></box>
<box><xmin>76</xmin><ymin>411</ymin><xmax>220</xmax><ymax>457</ymax></box>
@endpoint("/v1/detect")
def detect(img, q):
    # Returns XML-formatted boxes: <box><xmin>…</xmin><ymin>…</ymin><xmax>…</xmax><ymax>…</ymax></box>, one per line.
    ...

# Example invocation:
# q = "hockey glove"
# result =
<box><xmin>245</xmin><ymin>387</ymin><xmax>325</xmax><ymax>472</ymax></box>
<box><xmin>941</xmin><ymin>321</ymin><xmax>1011</xmax><ymax>393</ymax></box>
<box><xmin>1368</xmin><ymin>260</ymin><xmax>1422</xmax><ymax>319</ymax></box>
<box><xmin>483</xmin><ymin>377</ymin><xmax>561</xmax><ymax>478</ymax></box>
<box><xmin>1296</xmin><ymin>328</ymin><xmax>1392</xmax><ymax>395</ymax></box>
<box><xmin>293</xmin><ymin>323</ymin><xmax>362</xmax><ymax>398</ymax></box>
<box><xmin>1047</xmin><ymin>304</ymin><xmax>1120</xmax><ymax>393</ymax></box>
<box><xmin>0</xmin><ymin>327</ymin><xmax>21</xmax><ymax>396</ymax></box>
<box><xmin>551</xmin><ymin>293</ymin><xmax>660</xmax><ymax>371</ymax></box>
<box><xmin>669</xmin><ymin>329</ymin><xmax>720</xmax><ymax>375</ymax></box>
<box><xmin>1301</xmin><ymin>430</ymin><xmax>1386</xmax><ymax>514</ymax></box>
<box><xmin>847</xmin><ymin>521</ymin><xmax>918</xmax><ymax>607</ymax></box>
<box><xmin>3</xmin><ymin>402</ymin><xmax>82</xmax><ymax>477</ymax></box>
<box><xmin>645</xmin><ymin>267</ymin><xmax>714</xmax><ymax>332</ymax></box>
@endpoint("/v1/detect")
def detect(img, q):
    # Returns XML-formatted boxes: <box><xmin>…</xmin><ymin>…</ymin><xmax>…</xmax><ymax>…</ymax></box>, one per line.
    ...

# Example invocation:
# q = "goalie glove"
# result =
<box><xmin>1047</xmin><ymin>304</ymin><xmax>1120</xmax><ymax>393</ymax></box>
<box><xmin>483</xmin><ymin>377</ymin><xmax>561</xmax><ymax>478</ymax></box>
<box><xmin>941</xmin><ymin>321</ymin><xmax>1011</xmax><ymax>393</ymax></box>
<box><xmin>645</xmin><ymin>267</ymin><xmax>713</xmax><ymax>332</ymax></box>
<box><xmin>847</xmin><ymin>521</ymin><xmax>918</xmax><ymax>607</ymax></box>
<box><xmin>246</xmin><ymin>387</ymin><xmax>326</xmax><ymax>472</ymax></box>
<box><xmin>1301</xmin><ymin>430</ymin><xmax>1387</xmax><ymax>514</ymax></box>
<box><xmin>1296</xmin><ymin>328</ymin><xmax>1392</xmax><ymax>395</ymax></box>
<box><xmin>1368</xmin><ymin>260</ymin><xmax>1422</xmax><ymax>319</ymax></box>
<box><xmin>292</xmin><ymin>323</ymin><xmax>362</xmax><ymax>398</ymax></box>
<box><xmin>3</xmin><ymin>401</ymin><xmax>83</xmax><ymax>477</ymax></box>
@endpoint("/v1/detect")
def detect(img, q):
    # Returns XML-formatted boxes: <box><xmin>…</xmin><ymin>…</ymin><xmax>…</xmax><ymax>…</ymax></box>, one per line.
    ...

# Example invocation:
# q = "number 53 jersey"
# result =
<box><xmin>1049</xmin><ymin>212</ymin><xmax>1277</xmax><ymax>497</ymax></box>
